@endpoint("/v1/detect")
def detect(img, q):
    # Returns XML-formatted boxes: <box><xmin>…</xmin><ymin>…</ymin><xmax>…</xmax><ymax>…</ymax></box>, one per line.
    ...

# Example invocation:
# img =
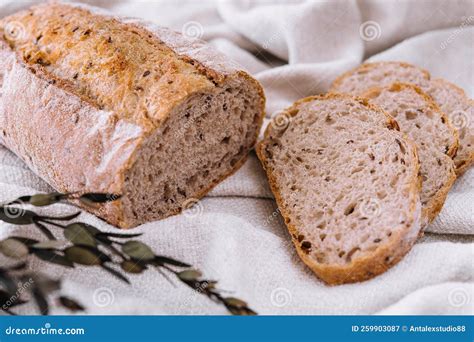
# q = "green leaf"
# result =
<box><xmin>40</xmin><ymin>211</ymin><xmax>81</xmax><ymax>221</ymax></box>
<box><xmin>203</xmin><ymin>280</ymin><xmax>218</xmax><ymax>290</ymax></box>
<box><xmin>0</xmin><ymin>239</ymin><xmax>29</xmax><ymax>259</ymax></box>
<box><xmin>32</xmin><ymin>240</ymin><xmax>66</xmax><ymax>250</ymax></box>
<box><xmin>33</xmin><ymin>249</ymin><xmax>74</xmax><ymax>268</ymax></box>
<box><xmin>101</xmin><ymin>264</ymin><xmax>130</xmax><ymax>284</ymax></box>
<box><xmin>224</xmin><ymin>297</ymin><xmax>248</xmax><ymax>309</ymax></box>
<box><xmin>227</xmin><ymin>306</ymin><xmax>257</xmax><ymax>316</ymax></box>
<box><xmin>32</xmin><ymin>287</ymin><xmax>49</xmax><ymax>315</ymax></box>
<box><xmin>28</xmin><ymin>193</ymin><xmax>65</xmax><ymax>207</ymax></box>
<box><xmin>33</xmin><ymin>274</ymin><xmax>61</xmax><ymax>293</ymax></box>
<box><xmin>121</xmin><ymin>241</ymin><xmax>155</xmax><ymax>261</ymax></box>
<box><xmin>121</xmin><ymin>260</ymin><xmax>146</xmax><ymax>274</ymax></box>
<box><xmin>94</xmin><ymin>236</ymin><xmax>124</xmax><ymax>258</ymax></box>
<box><xmin>97</xmin><ymin>232</ymin><xmax>143</xmax><ymax>239</ymax></box>
<box><xmin>64</xmin><ymin>246</ymin><xmax>103</xmax><ymax>266</ymax></box>
<box><xmin>177</xmin><ymin>269</ymin><xmax>202</xmax><ymax>282</ymax></box>
<box><xmin>95</xmin><ymin>234</ymin><xmax>113</xmax><ymax>245</ymax></box>
<box><xmin>0</xmin><ymin>207</ymin><xmax>37</xmax><ymax>225</ymax></box>
<box><xmin>64</xmin><ymin>223</ymin><xmax>97</xmax><ymax>247</ymax></box>
<box><xmin>1</xmin><ymin>262</ymin><xmax>27</xmax><ymax>272</ymax></box>
<box><xmin>8</xmin><ymin>236</ymin><xmax>39</xmax><ymax>246</ymax></box>
<box><xmin>58</xmin><ymin>296</ymin><xmax>85</xmax><ymax>312</ymax></box>
<box><xmin>11</xmin><ymin>195</ymin><xmax>32</xmax><ymax>204</ymax></box>
<box><xmin>79</xmin><ymin>193</ymin><xmax>122</xmax><ymax>205</ymax></box>
<box><xmin>153</xmin><ymin>256</ymin><xmax>190</xmax><ymax>268</ymax></box>
<box><xmin>0</xmin><ymin>270</ymin><xmax>19</xmax><ymax>294</ymax></box>
<box><xmin>0</xmin><ymin>289</ymin><xmax>26</xmax><ymax>309</ymax></box>
<box><xmin>0</xmin><ymin>289</ymin><xmax>11</xmax><ymax>306</ymax></box>
<box><xmin>62</xmin><ymin>222</ymin><xmax>101</xmax><ymax>237</ymax></box>
<box><xmin>82</xmin><ymin>224</ymin><xmax>101</xmax><ymax>236</ymax></box>
<box><xmin>33</xmin><ymin>222</ymin><xmax>56</xmax><ymax>240</ymax></box>
<box><xmin>6</xmin><ymin>296</ymin><xmax>27</xmax><ymax>307</ymax></box>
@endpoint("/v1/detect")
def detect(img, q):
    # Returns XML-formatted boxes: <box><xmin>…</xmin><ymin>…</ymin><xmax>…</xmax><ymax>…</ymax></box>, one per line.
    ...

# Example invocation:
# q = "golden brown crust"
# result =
<box><xmin>256</xmin><ymin>93</ymin><xmax>422</xmax><ymax>285</ymax></box>
<box><xmin>0</xmin><ymin>3</ymin><xmax>220</xmax><ymax>130</ymax></box>
<box><xmin>455</xmin><ymin>133</ymin><xmax>474</xmax><ymax>175</ymax></box>
<box><xmin>429</xmin><ymin>79</ymin><xmax>474</xmax><ymax>176</ymax></box>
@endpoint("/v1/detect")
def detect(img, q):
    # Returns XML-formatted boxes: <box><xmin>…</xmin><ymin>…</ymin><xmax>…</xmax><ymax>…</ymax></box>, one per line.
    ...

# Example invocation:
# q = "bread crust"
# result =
<box><xmin>256</xmin><ymin>93</ymin><xmax>422</xmax><ymax>285</ymax></box>
<box><xmin>0</xmin><ymin>3</ymin><xmax>265</xmax><ymax>228</ymax></box>
<box><xmin>429</xmin><ymin>79</ymin><xmax>474</xmax><ymax>176</ymax></box>
<box><xmin>362</xmin><ymin>83</ymin><xmax>458</xmax><ymax>224</ymax></box>
<box><xmin>329</xmin><ymin>61</ymin><xmax>431</xmax><ymax>94</ymax></box>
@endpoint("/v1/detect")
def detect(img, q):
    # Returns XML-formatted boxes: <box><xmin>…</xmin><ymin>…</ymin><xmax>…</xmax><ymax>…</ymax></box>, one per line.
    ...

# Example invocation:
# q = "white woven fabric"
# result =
<box><xmin>0</xmin><ymin>0</ymin><xmax>472</xmax><ymax>315</ymax></box>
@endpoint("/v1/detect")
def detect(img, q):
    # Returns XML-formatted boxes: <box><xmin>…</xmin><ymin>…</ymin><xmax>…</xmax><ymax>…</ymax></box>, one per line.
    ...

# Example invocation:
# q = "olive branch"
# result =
<box><xmin>0</xmin><ymin>192</ymin><xmax>256</xmax><ymax>315</ymax></box>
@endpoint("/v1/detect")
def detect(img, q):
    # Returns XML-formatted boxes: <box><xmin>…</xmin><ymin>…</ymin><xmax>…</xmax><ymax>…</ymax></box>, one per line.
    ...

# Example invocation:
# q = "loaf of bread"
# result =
<box><xmin>257</xmin><ymin>94</ymin><xmax>422</xmax><ymax>284</ymax></box>
<box><xmin>0</xmin><ymin>2</ymin><xmax>265</xmax><ymax>228</ymax></box>
<box><xmin>362</xmin><ymin>83</ymin><xmax>458</xmax><ymax>225</ymax></box>
<box><xmin>330</xmin><ymin>61</ymin><xmax>473</xmax><ymax>175</ymax></box>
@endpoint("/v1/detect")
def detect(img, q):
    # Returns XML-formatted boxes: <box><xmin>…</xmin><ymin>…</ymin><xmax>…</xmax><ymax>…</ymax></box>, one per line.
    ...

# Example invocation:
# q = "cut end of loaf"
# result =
<box><xmin>257</xmin><ymin>94</ymin><xmax>422</xmax><ymax>285</ymax></box>
<box><xmin>118</xmin><ymin>77</ymin><xmax>263</xmax><ymax>228</ymax></box>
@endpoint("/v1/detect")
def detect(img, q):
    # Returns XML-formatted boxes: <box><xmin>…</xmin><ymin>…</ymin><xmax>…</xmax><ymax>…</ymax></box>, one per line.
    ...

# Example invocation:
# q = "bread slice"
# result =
<box><xmin>424</xmin><ymin>79</ymin><xmax>474</xmax><ymax>175</ymax></box>
<box><xmin>330</xmin><ymin>61</ymin><xmax>473</xmax><ymax>175</ymax></box>
<box><xmin>256</xmin><ymin>94</ymin><xmax>422</xmax><ymax>285</ymax></box>
<box><xmin>362</xmin><ymin>83</ymin><xmax>458</xmax><ymax>225</ymax></box>
<box><xmin>330</xmin><ymin>61</ymin><xmax>430</xmax><ymax>95</ymax></box>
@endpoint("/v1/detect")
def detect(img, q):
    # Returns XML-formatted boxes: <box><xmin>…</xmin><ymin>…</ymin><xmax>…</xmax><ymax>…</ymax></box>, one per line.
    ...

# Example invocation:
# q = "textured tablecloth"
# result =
<box><xmin>0</xmin><ymin>0</ymin><xmax>473</xmax><ymax>315</ymax></box>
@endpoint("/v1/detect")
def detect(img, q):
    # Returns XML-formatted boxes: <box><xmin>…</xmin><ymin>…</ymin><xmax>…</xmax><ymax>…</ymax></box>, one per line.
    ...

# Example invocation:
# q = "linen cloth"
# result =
<box><xmin>0</xmin><ymin>0</ymin><xmax>473</xmax><ymax>315</ymax></box>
